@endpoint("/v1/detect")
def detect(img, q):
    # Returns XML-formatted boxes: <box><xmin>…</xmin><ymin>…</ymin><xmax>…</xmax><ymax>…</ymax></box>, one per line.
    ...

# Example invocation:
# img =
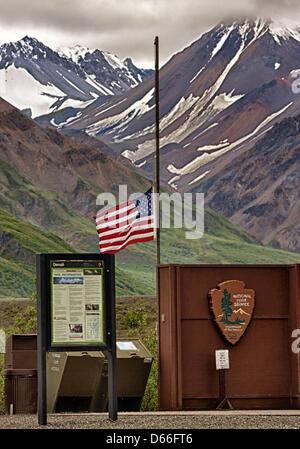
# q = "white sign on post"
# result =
<box><xmin>215</xmin><ymin>349</ymin><xmax>229</xmax><ymax>370</ymax></box>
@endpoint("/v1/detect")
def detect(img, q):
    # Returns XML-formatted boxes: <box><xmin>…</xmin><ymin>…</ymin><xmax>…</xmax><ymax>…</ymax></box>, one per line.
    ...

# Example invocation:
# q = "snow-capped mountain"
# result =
<box><xmin>0</xmin><ymin>36</ymin><xmax>153</xmax><ymax>118</ymax></box>
<box><xmin>58</xmin><ymin>18</ymin><xmax>300</xmax><ymax>190</ymax></box>
<box><xmin>56</xmin><ymin>45</ymin><xmax>152</xmax><ymax>94</ymax></box>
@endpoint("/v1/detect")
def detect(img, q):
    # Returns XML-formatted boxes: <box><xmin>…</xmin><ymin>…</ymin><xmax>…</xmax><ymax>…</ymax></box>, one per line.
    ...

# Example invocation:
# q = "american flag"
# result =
<box><xmin>95</xmin><ymin>188</ymin><xmax>155</xmax><ymax>254</ymax></box>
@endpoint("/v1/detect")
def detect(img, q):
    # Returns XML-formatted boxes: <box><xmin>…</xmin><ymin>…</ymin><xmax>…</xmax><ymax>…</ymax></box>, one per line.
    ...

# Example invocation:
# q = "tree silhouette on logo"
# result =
<box><xmin>220</xmin><ymin>289</ymin><xmax>233</xmax><ymax>324</ymax></box>
<box><xmin>220</xmin><ymin>289</ymin><xmax>246</xmax><ymax>325</ymax></box>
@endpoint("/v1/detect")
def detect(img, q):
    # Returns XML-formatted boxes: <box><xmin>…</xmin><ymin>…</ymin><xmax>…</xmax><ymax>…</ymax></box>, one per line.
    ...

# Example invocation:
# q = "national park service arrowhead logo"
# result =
<box><xmin>208</xmin><ymin>280</ymin><xmax>255</xmax><ymax>345</ymax></box>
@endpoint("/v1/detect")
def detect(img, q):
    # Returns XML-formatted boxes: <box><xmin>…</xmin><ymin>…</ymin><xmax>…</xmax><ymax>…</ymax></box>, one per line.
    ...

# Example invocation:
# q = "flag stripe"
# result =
<box><xmin>96</xmin><ymin>215</ymin><xmax>151</xmax><ymax>236</ymax></box>
<box><xmin>96</xmin><ymin>208</ymin><xmax>138</xmax><ymax>231</ymax></box>
<box><xmin>96</xmin><ymin>202</ymin><xmax>135</xmax><ymax>224</ymax></box>
<box><xmin>96</xmin><ymin>206</ymin><xmax>137</xmax><ymax>227</ymax></box>
<box><xmin>96</xmin><ymin>215</ymin><xmax>154</xmax><ymax>237</ymax></box>
<box><xmin>99</xmin><ymin>224</ymin><xmax>154</xmax><ymax>247</ymax></box>
<box><xmin>98</xmin><ymin>218</ymin><xmax>154</xmax><ymax>242</ymax></box>
<box><xmin>95</xmin><ymin>201</ymin><xmax>134</xmax><ymax>221</ymax></box>
<box><xmin>99</xmin><ymin>232</ymin><xmax>155</xmax><ymax>253</ymax></box>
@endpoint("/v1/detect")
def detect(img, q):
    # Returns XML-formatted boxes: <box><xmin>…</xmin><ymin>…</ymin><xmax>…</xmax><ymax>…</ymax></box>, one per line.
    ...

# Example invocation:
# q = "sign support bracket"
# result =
<box><xmin>216</xmin><ymin>369</ymin><xmax>234</xmax><ymax>410</ymax></box>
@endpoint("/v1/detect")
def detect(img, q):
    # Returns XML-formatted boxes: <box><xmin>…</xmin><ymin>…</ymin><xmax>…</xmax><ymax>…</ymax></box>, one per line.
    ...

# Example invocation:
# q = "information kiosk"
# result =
<box><xmin>36</xmin><ymin>253</ymin><xmax>117</xmax><ymax>424</ymax></box>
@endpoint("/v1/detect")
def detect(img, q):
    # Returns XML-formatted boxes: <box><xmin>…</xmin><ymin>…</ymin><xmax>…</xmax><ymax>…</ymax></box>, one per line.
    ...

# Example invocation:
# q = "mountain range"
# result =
<box><xmin>39</xmin><ymin>18</ymin><xmax>298</xmax><ymax>251</ymax></box>
<box><xmin>0</xmin><ymin>36</ymin><xmax>153</xmax><ymax>118</ymax></box>
<box><xmin>53</xmin><ymin>19</ymin><xmax>300</xmax><ymax>181</ymax></box>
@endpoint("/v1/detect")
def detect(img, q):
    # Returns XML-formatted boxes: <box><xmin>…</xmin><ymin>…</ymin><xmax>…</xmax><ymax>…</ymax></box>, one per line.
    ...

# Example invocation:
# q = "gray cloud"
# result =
<box><xmin>0</xmin><ymin>0</ymin><xmax>300</xmax><ymax>67</ymax></box>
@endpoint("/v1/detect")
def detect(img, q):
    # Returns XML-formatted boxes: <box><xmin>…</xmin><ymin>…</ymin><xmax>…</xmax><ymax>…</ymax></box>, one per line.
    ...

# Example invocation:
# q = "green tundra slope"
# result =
<box><xmin>0</xmin><ymin>207</ymin><xmax>75</xmax><ymax>296</ymax></box>
<box><xmin>0</xmin><ymin>208</ymin><xmax>152</xmax><ymax>297</ymax></box>
<box><xmin>1</xmin><ymin>203</ymin><xmax>298</xmax><ymax>298</ymax></box>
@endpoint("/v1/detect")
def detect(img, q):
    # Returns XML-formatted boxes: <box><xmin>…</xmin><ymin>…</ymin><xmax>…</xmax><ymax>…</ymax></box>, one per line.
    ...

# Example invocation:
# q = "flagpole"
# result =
<box><xmin>154</xmin><ymin>36</ymin><xmax>160</xmax><ymax>266</ymax></box>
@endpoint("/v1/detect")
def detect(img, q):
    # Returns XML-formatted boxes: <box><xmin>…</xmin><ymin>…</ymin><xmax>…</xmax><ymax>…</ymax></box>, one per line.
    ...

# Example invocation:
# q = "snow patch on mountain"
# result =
<box><xmin>167</xmin><ymin>146</ymin><xmax>231</xmax><ymax>177</ymax></box>
<box><xmin>86</xmin><ymin>87</ymin><xmax>155</xmax><ymax>137</ymax></box>
<box><xmin>85</xmin><ymin>74</ymin><xmax>114</xmax><ymax>95</ymax></box>
<box><xmin>211</xmin><ymin>26</ymin><xmax>234</xmax><ymax>59</ymax></box>
<box><xmin>209</xmin><ymin>91</ymin><xmax>244</xmax><ymax>111</ymax></box>
<box><xmin>1</xmin><ymin>64</ymin><xmax>65</xmax><ymax>117</ymax></box>
<box><xmin>56</xmin><ymin>45</ymin><xmax>91</xmax><ymax>63</ymax></box>
<box><xmin>188</xmin><ymin>170</ymin><xmax>211</xmax><ymax>185</ymax></box>
<box><xmin>160</xmin><ymin>94</ymin><xmax>199</xmax><ymax>132</ymax></box>
<box><xmin>183</xmin><ymin>122</ymin><xmax>219</xmax><ymax>147</ymax></box>
<box><xmin>196</xmin><ymin>141</ymin><xmax>229</xmax><ymax>152</ymax></box>
<box><xmin>268</xmin><ymin>22</ymin><xmax>300</xmax><ymax>44</ymax></box>
<box><xmin>190</xmin><ymin>66</ymin><xmax>205</xmax><ymax>84</ymax></box>
<box><xmin>166</xmin><ymin>101</ymin><xmax>294</xmax><ymax>181</ymax></box>
<box><xmin>103</xmin><ymin>51</ymin><xmax>131</xmax><ymax>72</ymax></box>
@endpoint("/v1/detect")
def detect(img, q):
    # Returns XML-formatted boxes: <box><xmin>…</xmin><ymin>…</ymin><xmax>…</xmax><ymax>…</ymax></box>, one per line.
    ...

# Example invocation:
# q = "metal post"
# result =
<box><xmin>106</xmin><ymin>254</ymin><xmax>118</xmax><ymax>421</ymax></box>
<box><xmin>36</xmin><ymin>254</ymin><xmax>47</xmax><ymax>425</ymax></box>
<box><xmin>219</xmin><ymin>369</ymin><xmax>226</xmax><ymax>402</ymax></box>
<box><xmin>216</xmin><ymin>370</ymin><xmax>233</xmax><ymax>410</ymax></box>
<box><xmin>107</xmin><ymin>350</ymin><xmax>117</xmax><ymax>421</ymax></box>
<box><xmin>154</xmin><ymin>36</ymin><xmax>160</xmax><ymax>266</ymax></box>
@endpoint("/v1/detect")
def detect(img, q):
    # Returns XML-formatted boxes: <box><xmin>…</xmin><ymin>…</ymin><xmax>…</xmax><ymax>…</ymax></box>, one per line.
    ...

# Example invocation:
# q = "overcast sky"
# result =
<box><xmin>0</xmin><ymin>0</ymin><xmax>300</xmax><ymax>68</ymax></box>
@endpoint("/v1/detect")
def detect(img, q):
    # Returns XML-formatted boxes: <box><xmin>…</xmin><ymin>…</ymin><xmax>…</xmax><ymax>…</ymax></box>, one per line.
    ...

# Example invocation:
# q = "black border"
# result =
<box><xmin>36</xmin><ymin>253</ymin><xmax>117</xmax><ymax>424</ymax></box>
<box><xmin>37</xmin><ymin>253</ymin><xmax>113</xmax><ymax>351</ymax></box>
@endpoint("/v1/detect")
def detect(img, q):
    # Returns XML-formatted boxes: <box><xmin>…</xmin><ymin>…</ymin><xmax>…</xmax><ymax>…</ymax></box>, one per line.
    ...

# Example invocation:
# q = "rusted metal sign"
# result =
<box><xmin>209</xmin><ymin>280</ymin><xmax>255</xmax><ymax>345</ymax></box>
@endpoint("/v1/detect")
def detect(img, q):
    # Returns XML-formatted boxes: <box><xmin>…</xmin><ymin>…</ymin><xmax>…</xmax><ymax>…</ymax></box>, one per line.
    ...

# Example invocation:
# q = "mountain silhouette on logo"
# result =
<box><xmin>232</xmin><ymin>308</ymin><xmax>250</xmax><ymax>316</ymax></box>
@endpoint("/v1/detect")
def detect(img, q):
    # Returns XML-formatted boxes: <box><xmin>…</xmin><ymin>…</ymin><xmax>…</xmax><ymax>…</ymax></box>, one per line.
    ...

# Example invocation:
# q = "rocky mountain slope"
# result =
<box><xmin>197</xmin><ymin>115</ymin><xmax>300</xmax><ymax>252</ymax></box>
<box><xmin>56</xmin><ymin>19</ymin><xmax>300</xmax><ymax>189</ymax></box>
<box><xmin>0</xmin><ymin>36</ymin><xmax>153</xmax><ymax>118</ymax></box>
<box><xmin>0</xmin><ymin>96</ymin><xmax>151</xmax><ymax>237</ymax></box>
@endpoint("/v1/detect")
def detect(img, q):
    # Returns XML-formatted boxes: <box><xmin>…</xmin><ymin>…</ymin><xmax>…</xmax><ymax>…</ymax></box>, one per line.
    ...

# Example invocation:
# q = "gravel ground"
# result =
<box><xmin>1</xmin><ymin>412</ymin><xmax>300</xmax><ymax>429</ymax></box>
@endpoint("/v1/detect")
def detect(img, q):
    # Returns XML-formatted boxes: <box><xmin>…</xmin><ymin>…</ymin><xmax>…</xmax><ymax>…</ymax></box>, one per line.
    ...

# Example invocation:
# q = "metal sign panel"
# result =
<box><xmin>50</xmin><ymin>259</ymin><xmax>105</xmax><ymax>347</ymax></box>
<box><xmin>215</xmin><ymin>349</ymin><xmax>229</xmax><ymax>370</ymax></box>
